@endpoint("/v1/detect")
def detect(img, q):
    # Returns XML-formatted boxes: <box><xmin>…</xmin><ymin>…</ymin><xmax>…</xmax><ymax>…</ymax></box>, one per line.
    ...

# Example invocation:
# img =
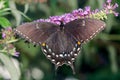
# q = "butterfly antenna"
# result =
<box><xmin>55</xmin><ymin>65</ymin><xmax>59</xmax><ymax>71</ymax></box>
<box><xmin>70</xmin><ymin>62</ymin><xmax>76</xmax><ymax>74</ymax></box>
<box><xmin>54</xmin><ymin>65</ymin><xmax>59</xmax><ymax>77</ymax></box>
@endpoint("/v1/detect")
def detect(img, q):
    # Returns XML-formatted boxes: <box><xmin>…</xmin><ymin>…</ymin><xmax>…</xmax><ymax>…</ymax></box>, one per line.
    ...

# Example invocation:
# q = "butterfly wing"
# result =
<box><xmin>64</xmin><ymin>18</ymin><xmax>106</xmax><ymax>43</ymax></box>
<box><xmin>15</xmin><ymin>22</ymin><xmax>78</xmax><ymax>67</ymax></box>
<box><xmin>15</xmin><ymin>22</ymin><xmax>58</xmax><ymax>44</ymax></box>
<box><xmin>15</xmin><ymin>22</ymin><xmax>79</xmax><ymax>66</ymax></box>
<box><xmin>43</xmin><ymin>31</ymin><xmax>80</xmax><ymax>64</ymax></box>
<box><xmin>14</xmin><ymin>18</ymin><xmax>106</xmax><ymax>73</ymax></box>
<box><xmin>42</xmin><ymin>30</ymin><xmax>81</xmax><ymax>72</ymax></box>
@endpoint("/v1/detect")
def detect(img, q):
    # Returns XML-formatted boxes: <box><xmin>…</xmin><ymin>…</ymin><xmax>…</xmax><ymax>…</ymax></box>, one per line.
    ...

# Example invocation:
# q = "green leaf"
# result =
<box><xmin>9</xmin><ymin>0</ymin><xmax>31</xmax><ymax>25</ymax></box>
<box><xmin>8</xmin><ymin>0</ymin><xmax>21</xmax><ymax>26</ymax></box>
<box><xmin>24</xmin><ymin>3</ymin><xmax>29</xmax><ymax>14</ymax></box>
<box><xmin>0</xmin><ymin>12</ymin><xmax>10</xmax><ymax>16</ymax></box>
<box><xmin>0</xmin><ymin>53</ymin><xmax>20</xmax><ymax>80</ymax></box>
<box><xmin>0</xmin><ymin>8</ymin><xmax>11</xmax><ymax>14</ymax></box>
<box><xmin>0</xmin><ymin>8</ymin><xmax>11</xmax><ymax>16</ymax></box>
<box><xmin>0</xmin><ymin>17</ymin><xmax>11</xmax><ymax>28</ymax></box>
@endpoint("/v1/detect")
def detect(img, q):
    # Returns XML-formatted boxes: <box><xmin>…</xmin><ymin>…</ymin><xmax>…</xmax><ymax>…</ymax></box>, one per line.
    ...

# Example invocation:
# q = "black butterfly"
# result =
<box><xmin>15</xmin><ymin>18</ymin><xmax>105</xmax><ymax>72</ymax></box>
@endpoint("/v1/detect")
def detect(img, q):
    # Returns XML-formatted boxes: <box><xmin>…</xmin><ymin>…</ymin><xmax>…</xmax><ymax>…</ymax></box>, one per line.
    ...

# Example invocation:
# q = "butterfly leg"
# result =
<box><xmin>24</xmin><ymin>40</ymin><xmax>30</xmax><ymax>48</ymax></box>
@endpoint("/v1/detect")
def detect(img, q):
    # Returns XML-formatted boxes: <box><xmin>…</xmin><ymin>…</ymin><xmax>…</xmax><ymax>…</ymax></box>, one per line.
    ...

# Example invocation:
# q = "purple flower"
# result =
<box><xmin>35</xmin><ymin>0</ymin><xmax>118</xmax><ymax>24</ymax></box>
<box><xmin>104</xmin><ymin>0</ymin><xmax>119</xmax><ymax>16</ymax></box>
<box><xmin>35</xmin><ymin>19</ymin><xmax>45</xmax><ymax>22</ymax></box>
<box><xmin>2</xmin><ymin>32</ymin><xmax>6</xmax><ymax>39</ymax></box>
<box><xmin>113</xmin><ymin>3</ymin><xmax>119</xmax><ymax>9</ymax></box>
<box><xmin>107</xmin><ymin>0</ymin><xmax>111</xmax><ymax>3</ymax></box>
<box><xmin>114</xmin><ymin>12</ymin><xmax>119</xmax><ymax>16</ymax></box>
<box><xmin>94</xmin><ymin>9</ymin><xmax>99</xmax><ymax>13</ymax></box>
<box><xmin>72</xmin><ymin>8</ymin><xmax>83</xmax><ymax>15</ymax></box>
<box><xmin>1</xmin><ymin>27</ymin><xmax>13</xmax><ymax>39</ymax></box>
<box><xmin>72</xmin><ymin>8</ymin><xmax>84</xmax><ymax>17</ymax></box>
<box><xmin>6</xmin><ymin>27</ymin><xmax>12</xmax><ymax>31</ymax></box>
<box><xmin>49</xmin><ymin>16</ymin><xmax>62</xmax><ymax>25</ymax></box>
<box><xmin>85</xmin><ymin>6</ymin><xmax>91</xmax><ymax>12</ymax></box>
<box><xmin>60</xmin><ymin>13</ymin><xmax>75</xmax><ymax>24</ymax></box>
<box><xmin>14</xmin><ymin>52</ymin><xmax>20</xmax><ymax>57</ymax></box>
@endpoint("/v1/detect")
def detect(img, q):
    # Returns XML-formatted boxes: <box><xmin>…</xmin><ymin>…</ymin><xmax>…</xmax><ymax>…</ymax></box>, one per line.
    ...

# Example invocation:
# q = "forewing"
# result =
<box><xmin>65</xmin><ymin>18</ymin><xmax>106</xmax><ymax>43</ymax></box>
<box><xmin>15</xmin><ymin>22</ymin><xmax>58</xmax><ymax>44</ymax></box>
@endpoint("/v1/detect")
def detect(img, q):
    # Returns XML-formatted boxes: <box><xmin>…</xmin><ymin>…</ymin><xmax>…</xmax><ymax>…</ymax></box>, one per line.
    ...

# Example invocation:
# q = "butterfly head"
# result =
<box><xmin>55</xmin><ymin>20</ymin><xmax>65</xmax><ymax>31</ymax></box>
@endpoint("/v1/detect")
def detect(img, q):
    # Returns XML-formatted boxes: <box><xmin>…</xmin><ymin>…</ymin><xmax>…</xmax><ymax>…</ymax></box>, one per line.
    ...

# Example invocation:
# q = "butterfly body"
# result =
<box><xmin>41</xmin><ymin>27</ymin><xmax>81</xmax><ymax>66</ymax></box>
<box><xmin>15</xmin><ymin>18</ymin><xmax>105</xmax><ymax>71</ymax></box>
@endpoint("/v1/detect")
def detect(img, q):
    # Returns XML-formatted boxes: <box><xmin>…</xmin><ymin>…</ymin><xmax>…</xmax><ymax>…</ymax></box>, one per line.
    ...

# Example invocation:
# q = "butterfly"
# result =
<box><xmin>15</xmin><ymin>18</ymin><xmax>105</xmax><ymax>73</ymax></box>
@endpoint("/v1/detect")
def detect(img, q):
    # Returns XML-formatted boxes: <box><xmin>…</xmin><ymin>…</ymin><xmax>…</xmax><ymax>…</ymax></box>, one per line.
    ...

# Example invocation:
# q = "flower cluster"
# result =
<box><xmin>2</xmin><ymin>27</ymin><xmax>13</xmax><ymax>39</ymax></box>
<box><xmin>0</xmin><ymin>27</ymin><xmax>19</xmax><ymax>57</ymax></box>
<box><xmin>104</xmin><ymin>0</ymin><xmax>119</xmax><ymax>16</ymax></box>
<box><xmin>35</xmin><ymin>0</ymin><xmax>118</xmax><ymax>25</ymax></box>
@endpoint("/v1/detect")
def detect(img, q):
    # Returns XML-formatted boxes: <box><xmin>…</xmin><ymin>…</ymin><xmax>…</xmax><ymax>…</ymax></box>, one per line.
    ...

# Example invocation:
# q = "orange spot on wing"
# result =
<box><xmin>42</xmin><ymin>43</ymin><xmax>46</xmax><ymax>46</ymax></box>
<box><xmin>77</xmin><ymin>41</ymin><xmax>81</xmax><ymax>45</ymax></box>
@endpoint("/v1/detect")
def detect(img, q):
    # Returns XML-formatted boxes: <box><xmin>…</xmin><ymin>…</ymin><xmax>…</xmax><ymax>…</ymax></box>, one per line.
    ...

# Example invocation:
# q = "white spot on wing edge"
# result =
<box><xmin>47</xmin><ymin>55</ymin><xmax>51</xmax><ymax>58</ymax></box>
<box><xmin>68</xmin><ymin>61</ymin><xmax>71</xmax><ymax>64</ymax></box>
<box><xmin>59</xmin><ymin>54</ymin><xmax>64</xmax><ymax>58</ymax></box>
<box><xmin>77</xmin><ymin>48</ymin><xmax>81</xmax><ymax>51</ymax></box>
<box><xmin>35</xmin><ymin>23</ymin><xmax>39</xmax><ymax>29</ymax></box>
<box><xmin>43</xmin><ymin>49</ymin><xmax>47</xmax><ymax>53</ymax></box>
<box><xmin>71</xmin><ymin>58</ymin><xmax>75</xmax><ymax>61</ymax></box>
<box><xmin>74</xmin><ymin>54</ymin><xmax>77</xmax><ymax>56</ymax></box>
<box><xmin>56</xmin><ymin>55</ymin><xmax>59</xmax><ymax>58</ymax></box>
<box><xmin>56</xmin><ymin>62</ymin><xmax>60</xmax><ymax>65</ymax></box>
<box><xmin>14</xmin><ymin>29</ymin><xmax>39</xmax><ymax>45</ymax></box>
<box><xmin>48</xmin><ymin>48</ymin><xmax>52</xmax><ymax>52</ymax></box>
<box><xmin>52</xmin><ymin>53</ymin><xmax>55</xmax><ymax>56</ymax></box>
<box><xmin>82</xmin><ymin>20</ymin><xmax>85</xmax><ymax>26</ymax></box>
<box><xmin>52</xmin><ymin>59</ymin><xmax>55</xmax><ymax>62</ymax></box>
<box><xmin>83</xmin><ymin>23</ymin><xmax>106</xmax><ymax>44</ymax></box>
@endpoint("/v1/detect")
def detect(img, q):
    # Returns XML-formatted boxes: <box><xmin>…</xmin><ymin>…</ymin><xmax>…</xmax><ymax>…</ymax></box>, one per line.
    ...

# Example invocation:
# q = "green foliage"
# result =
<box><xmin>0</xmin><ymin>17</ymin><xmax>11</xmax><ymax>28</ymax></box>
<box><xmin>0</xmin><ymin>53</ymin><xmax>20</xmax><ymax>80</ymax></box>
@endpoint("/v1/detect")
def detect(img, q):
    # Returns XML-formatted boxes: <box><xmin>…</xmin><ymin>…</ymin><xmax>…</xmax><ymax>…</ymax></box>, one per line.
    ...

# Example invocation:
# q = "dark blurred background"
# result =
<box><xmin>4</xmin><ymin>0</ymin><xmax>120</xmax><ymax>80</ymax></box>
